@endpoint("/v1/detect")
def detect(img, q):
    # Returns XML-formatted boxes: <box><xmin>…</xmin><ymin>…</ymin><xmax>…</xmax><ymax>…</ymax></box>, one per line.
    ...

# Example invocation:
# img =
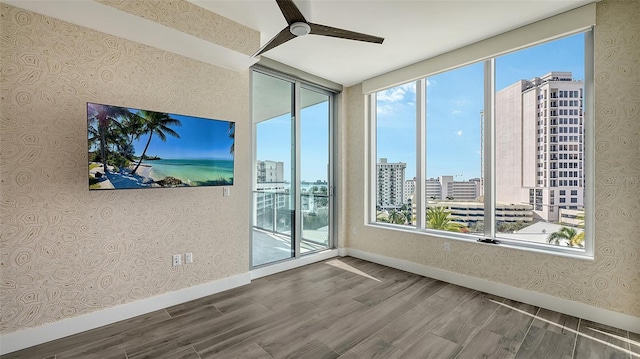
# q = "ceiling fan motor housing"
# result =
<box><xmin>290</xmin><ymin>22</ymin><xmax>311</xmax><ymax>36</ymax></box>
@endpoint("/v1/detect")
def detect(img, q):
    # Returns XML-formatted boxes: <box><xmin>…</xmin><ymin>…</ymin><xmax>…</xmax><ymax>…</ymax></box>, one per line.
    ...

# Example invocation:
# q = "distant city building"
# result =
<box><xmin>255</xmin><ymin>160</ymin><xmax>287</xmax><ymax>230</ymax></box>
<box><xmin>419</xmin><ymin>200</ymin><xmax>533</xmax><ymax>227</ymax></box>
<box><xmin>496</xmin><ymin>72</ymin><xmax>584</xmax><ymax>222</ymax></box>
<box><xmin>377</xmin><ymin>158</ymin><xmax>406</xmax><ymax>209</ymax></box>
<box><xmin>257</xmin><ymin>160</ymin><xmax>284</xmax><ymax>183</ymax></box>
<box><xmin>404</xmin><ymin>178</ymin><xmax>416</xmax><ymax>201</ymax></box>
<box><xmin>559</xmin><ymin>208</ymin><xmax>585</xmax><ymax>228</ymax></box>
<box><xmin>438</xmin><ymin>201</ymin><xmax>533</xmax><ymax>227</ymax></box>
<box><xmin>405</xmin><ymin>176</ymin><xmax>481</xmax><ymax>201</ymax></box>
<box><xmin>437</xmin><ymin>176</ymin><xmax>481</xmax><ymax>201</ymax></box>
<box><xmin>426</xmin><ymin>178</ymin><xmax>442</xmax><ymax>199</ymax></box>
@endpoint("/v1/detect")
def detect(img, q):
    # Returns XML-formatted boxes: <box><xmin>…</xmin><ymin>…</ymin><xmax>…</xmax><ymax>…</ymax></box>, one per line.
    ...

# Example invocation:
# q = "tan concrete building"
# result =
<box><xmin>496</xmin><ymin>72</ymin><xmax>584</xmax><ymax>222</ymax></box>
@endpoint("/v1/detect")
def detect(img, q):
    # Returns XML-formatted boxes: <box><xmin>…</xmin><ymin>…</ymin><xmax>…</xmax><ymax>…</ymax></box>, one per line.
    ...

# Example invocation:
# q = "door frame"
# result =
<box><xmin>250</xmin><ymin>66</ymin><xmax>337</xmax><ymax>269</ymax></box>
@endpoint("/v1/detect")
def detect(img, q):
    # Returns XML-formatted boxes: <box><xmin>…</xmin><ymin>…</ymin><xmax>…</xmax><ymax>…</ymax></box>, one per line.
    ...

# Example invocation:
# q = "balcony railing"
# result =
<box><xmin>253</xmin><ymin>191</ymin><xmax>330</xmax><ymax>247</ymax></box>
<box><xmin>254</xmin><ymin>191</ymin><xmax>293</xmax><ymax>237</ymax></box>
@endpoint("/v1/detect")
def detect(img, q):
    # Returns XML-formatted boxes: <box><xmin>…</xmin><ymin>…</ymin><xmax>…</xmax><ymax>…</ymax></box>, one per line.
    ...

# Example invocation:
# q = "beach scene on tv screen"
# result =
<box><xmin>88</xmin><ymin>103</ymin><xmax>234</xmax><ymax>190</ymax></box>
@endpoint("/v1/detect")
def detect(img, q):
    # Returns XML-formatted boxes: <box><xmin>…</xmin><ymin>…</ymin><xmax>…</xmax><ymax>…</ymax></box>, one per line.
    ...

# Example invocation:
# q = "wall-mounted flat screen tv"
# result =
<box><xmin>87</xmin><ymin>102</ymin><xmax>234</xmax><ymax>190</ymax></box>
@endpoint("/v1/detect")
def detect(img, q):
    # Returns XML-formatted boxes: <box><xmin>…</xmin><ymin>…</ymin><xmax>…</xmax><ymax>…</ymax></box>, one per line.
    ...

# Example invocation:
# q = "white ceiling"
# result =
<box><xmin>191</xmin><ymin>0</ymin><xmax>595</xmax><ymax>86</ymax></box>
<box><xmin>5</xmin><ymin>0</ymin><xmax>596</xmax><ymax>87</ymax></box>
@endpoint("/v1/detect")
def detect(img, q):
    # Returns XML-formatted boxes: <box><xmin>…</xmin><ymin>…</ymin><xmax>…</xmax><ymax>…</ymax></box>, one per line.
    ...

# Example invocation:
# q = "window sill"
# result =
<box><xmin>365</xmin><ymin>222</ymin><xmax>594</xmax><ymax>261</ymax></box>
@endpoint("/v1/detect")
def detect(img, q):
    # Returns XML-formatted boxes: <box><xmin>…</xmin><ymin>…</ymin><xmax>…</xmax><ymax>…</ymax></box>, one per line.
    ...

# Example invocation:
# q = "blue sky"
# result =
<box><xmin>378</xmin><ymin>32</ymin><xmax>585</xmax><ymax>180</ymax></box>
<box><xmin>256</xmin><ymin>101</ymin><xmax>329</xmax><ymax>183</ymax></box>
<box><xmin>131</xmin><ymin>112</ymin><xmax>234</xmax><ymax>160</ymax></box>
<box><xmin>255</xmin><ymin>33</ymin><xmax>585</xmax><ymax>183</ymax></box>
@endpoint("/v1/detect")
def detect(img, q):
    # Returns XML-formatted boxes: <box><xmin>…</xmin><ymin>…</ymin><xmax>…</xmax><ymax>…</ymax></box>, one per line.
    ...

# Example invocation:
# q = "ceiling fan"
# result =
<box><xmin>252</xmin><ymin>0</ymin><xmax>385</xmax><ymax>57</ymax></box>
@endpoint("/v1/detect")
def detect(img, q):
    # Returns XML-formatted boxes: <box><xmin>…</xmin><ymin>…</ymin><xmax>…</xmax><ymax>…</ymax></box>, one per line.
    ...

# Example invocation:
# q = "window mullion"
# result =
<box><xmin>484</xmin><ymin>59</ymin><xmax>496</xmax><ymax>239</ymax></box>
<box><xmin>293</xmin><ymin>81</ymin><xmax>302</xmax><ymax>258</ymax></box>
<box><xmin>368</xmin><ymin>94</ymin><xmax>378</xmax><ymax>223</ymax></box>
<box><xmin>583</xmin><ymin>28</ymin><xmax>594</xmax><ymax>257</ymax></box>
<box><xmin>415</xmin><ymin>79</ymin><xmax>426</xmax><ymax>229</ymax></box>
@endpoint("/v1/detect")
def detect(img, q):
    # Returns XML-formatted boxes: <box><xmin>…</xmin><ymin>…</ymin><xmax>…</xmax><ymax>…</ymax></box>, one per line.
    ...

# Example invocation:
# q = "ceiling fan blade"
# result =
<box><xmin>309</xmin><ymin>23</ymin><xmax>384</xmax><ymax>44</ymax></box>
<box><xmin>276</xmin><ymin>0</ymin><xmax>306</xmax><ymax>25</ymax></box>
<box><xmin>252</xmin><ymin>27</ymin><xmax>296</xmax><ymax>57</ymax></box>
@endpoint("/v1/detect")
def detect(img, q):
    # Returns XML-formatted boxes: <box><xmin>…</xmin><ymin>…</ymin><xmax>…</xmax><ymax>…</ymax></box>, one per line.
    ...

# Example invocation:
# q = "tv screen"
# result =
<box><xmin>87</xmin><ymin>103</ymin><xmax>234</xmax><ymax>190</ymax></box>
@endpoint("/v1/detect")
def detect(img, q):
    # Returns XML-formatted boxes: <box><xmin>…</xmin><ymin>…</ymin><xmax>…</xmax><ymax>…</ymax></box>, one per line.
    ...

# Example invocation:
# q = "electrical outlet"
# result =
<box><xmin>443</xmin><ymin>242</ymin><xmax>451</xmax><ymax>252</ymax></box>
<box><xmin>223</xmin><ymin>187</ymin><xmax>230</xmax><ymax>197</ymax></box>
<box><xmin>185</xmin><ymin>252</ymin><xmax>193</xmax><ymax>264</ymax></box>
<box><xmin>172</xmin><ymin>254</ymin><xmax>182</xmax><ymax>266</ymax></box>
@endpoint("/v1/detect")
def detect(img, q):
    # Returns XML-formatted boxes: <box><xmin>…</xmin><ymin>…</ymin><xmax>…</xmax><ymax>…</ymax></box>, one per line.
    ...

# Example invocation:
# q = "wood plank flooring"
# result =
<box><xmin>3</xmin><ymin>257</ymin><xmax>637</xmax><ymax>359</ymax></box>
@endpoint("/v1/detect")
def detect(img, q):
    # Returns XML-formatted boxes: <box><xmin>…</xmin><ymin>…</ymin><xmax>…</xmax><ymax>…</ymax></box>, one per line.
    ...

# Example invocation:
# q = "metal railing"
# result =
<box><xmin>254</xmin><ymin>191</ymin><xmax>293</xmax><ymax>237</ymax></box>
<box><xmin>253</xmin><ymin>191</ymin><xmax>330</xmax><ymax>245</ymax></box>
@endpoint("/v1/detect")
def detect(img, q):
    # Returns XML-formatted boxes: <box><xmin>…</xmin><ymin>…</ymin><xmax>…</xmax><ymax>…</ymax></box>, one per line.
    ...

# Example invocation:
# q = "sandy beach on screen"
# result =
<box><xmin>129</xmin><ymin>163</ymin><xmax>155</xmax><ymax>182</ymax></box>
<box><xmin>89</xmin><ymin>162</ymin><xmax>159</xmax><ymax>189</ymax></box>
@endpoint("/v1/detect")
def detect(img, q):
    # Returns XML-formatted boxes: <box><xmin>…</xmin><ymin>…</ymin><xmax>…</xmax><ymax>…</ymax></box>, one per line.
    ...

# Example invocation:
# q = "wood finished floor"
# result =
<box><xmin>3</xmin><ymin>257</ymin><xmax>638</xmax><ymax>359</ymax></box>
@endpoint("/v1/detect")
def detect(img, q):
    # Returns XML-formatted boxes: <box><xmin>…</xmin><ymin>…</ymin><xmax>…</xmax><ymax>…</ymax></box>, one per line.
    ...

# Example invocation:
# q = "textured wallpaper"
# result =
<box><xmin>342</xmin><ymin>0</ymin><xmax>640</xmax><ymax>317</ymax></box>
<box><xmin>96</xmin><ymin>0</ymin><xmax>259</xmax><ymax>56</ymax></box>
<box><xmin>0</xmin><ymin>4</ymin><xmax>250</xmax><ymax>334</ymax></box>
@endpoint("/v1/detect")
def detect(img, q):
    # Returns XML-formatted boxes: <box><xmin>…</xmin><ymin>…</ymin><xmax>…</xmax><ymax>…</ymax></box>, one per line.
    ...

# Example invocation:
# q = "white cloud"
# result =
<box><xmin>457</xmin><ymin>130</ymin><xmax>463</xmax><ymax>136</ymax></box>
<box><xmin>452</xmin><ymin>110</ymin><xmax>463</xmax><ymax>115</ymax></box>
<box><xmin>377</xmin><ymin>104</ymin><xmax>392</xmax><ymax>115</ymax></box>
<box><xmin>377</xmin><ymin>82</ymin><xmax>416</xmax><ymax>103</ymax></box>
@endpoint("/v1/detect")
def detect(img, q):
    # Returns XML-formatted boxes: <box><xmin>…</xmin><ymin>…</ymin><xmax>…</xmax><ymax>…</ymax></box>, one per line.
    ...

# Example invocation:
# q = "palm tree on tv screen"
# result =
<box><xmin>119</xmin><ymin>113</ymin><xmax>146</xmax><ymax>153</ymax></box>
<box><xmin>131</xmin><ymin>110</ymin><xmax>182</xmax><ymax>174</ymax></box>
<box><xmin>87</xmin><ymin>103</ymin><xmax>133</xmax><ymax>172</ymax></box>
<box><xmin>228</xmin><ymin>122</ymin><xmax>235</xmax><ymax>154</ymax></box>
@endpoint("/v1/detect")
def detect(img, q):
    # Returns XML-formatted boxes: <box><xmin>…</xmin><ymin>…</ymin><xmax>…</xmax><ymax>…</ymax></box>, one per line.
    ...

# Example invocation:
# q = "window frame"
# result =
<box><xmin>367</xmin><ymin>29</ymin><xmax>594</xmax><ymax>259</ymax></box>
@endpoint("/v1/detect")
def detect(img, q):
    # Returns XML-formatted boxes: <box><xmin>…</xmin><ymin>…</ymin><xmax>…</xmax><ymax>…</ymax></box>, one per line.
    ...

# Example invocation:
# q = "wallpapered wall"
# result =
<box><xmin>0</xmin><ymin>4</ymin><xmax>251</xmax><ymax>334</ymax></box>
<box><xmin>95</xmin><ymin>0</ymin><xmax>259</xmax><ymax>56</ymax></box>
<box><xmin>342</xmin><ymin>0</ymin><xmax>640</xmax><ymax>318</ymax></box>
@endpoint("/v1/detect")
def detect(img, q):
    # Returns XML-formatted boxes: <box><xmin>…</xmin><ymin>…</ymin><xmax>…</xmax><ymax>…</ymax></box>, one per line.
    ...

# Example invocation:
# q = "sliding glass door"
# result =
<box><xmin>251</xmin><ymin>69</ymin><xmax>334</xmax><ymax>268</ymax></box>
<box><xmin>252</xmin><ymin>72</ymin><xmax>295</xmax><ymax>266</ymax></box>
<box><xmin>300</xmin><ymin>87</ymin><xmax>331</xmax><ymax>252</ymax></box>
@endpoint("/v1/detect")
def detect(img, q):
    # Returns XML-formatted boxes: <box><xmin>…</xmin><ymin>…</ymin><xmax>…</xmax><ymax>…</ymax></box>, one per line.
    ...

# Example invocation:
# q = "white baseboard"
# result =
<box><xmin>345</xmin><ymin>248</ymin><xmax>640</xmax><ymax>334</ymax></box>
<box><xmin>0</xmin><ymin>273</ymin><xmax>251</xmax><ymax>356</ymax></box>
<box><xmin>250</xmin><ymin>249</ymin><xmax>339</xmax><ymax>280</ymax></box>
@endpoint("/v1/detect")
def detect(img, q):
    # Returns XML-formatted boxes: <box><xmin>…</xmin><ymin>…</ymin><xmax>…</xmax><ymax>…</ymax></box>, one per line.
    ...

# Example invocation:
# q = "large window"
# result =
<box><xmin>374</xmin><ymin>83</ymin><xmax>415</xmax><ymax>224</ymax></box>
<box><xmin>370</xmin><ymin>31</ymin><xmax>593</xmax><ymax>256</ymax></box>
<box><xmin>425</xmin><ymin>63</ymin><xmax>484</xmax><ymax>234</ymax></box>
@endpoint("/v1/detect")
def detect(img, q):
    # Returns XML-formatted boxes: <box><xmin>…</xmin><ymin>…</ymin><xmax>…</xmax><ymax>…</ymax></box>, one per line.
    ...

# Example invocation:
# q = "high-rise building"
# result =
<box><xmin>377</xmin><ymin>158</ymin><xmax>406</xmax><ymax>209</ymax></box>
<box><xmin>256</xmin><ymin>160</ymin><xmax>284</xmax><ymax>183</ymax></box>
<box><xmin>404</xmin><ymin>178</ymin><xmax>416</xmax><ymax>202</ymax></box>
<box><xmin>255</xmin><ymin>160</ymin><xmax>288</xmax><ymax>230</ymax></box>
<box><xmin>426</xmin><ymin>178</ymin><xmax>442</xmax><ymax>199</ymax></box>
<box><xmin>496</xmin><ymin>72</ymin><xmax>584</xmax><ymax>222</ymax></box>
<box><xmin>438</xmin><ymin>176</ymin><xmax>481</xmax><ymax>201</ymax></box>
